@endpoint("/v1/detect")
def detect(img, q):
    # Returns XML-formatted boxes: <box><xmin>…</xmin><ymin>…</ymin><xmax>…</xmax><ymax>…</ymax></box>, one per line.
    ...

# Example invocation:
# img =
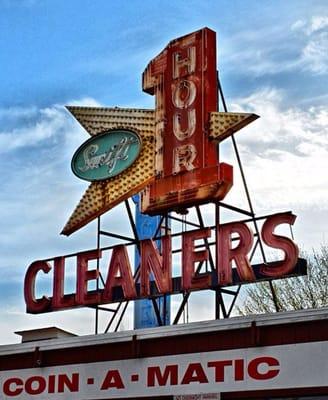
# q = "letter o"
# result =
<box><xmin>25</xmin><ymin>376</ymin><xmax>46</xmax><ymax>395</ymax></box>
<box><xmin>172</xmin><ymin>80</ymin><xmax>196</xmax><ymax>109</ymax></box>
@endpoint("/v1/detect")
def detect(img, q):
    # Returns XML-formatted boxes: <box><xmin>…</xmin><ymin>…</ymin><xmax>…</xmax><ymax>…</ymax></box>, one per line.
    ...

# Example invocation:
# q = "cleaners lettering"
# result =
<box><xmin>24</xmin><ymin>212</ymin><xmax>299</xmax><ymax>314</ymax></box>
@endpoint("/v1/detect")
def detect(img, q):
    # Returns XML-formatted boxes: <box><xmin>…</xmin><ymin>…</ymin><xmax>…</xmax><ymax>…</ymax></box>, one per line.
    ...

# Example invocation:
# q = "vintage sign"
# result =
<box><xmin>61</xmin><ymin>107</ymin><xmax>156</xmax><ymax>236</ymax></box>
<box><xmin>62</xmin><ymin>28</ymin><xmax>258</xmax><ymax>235</ymax></box>
<box><xmin>1</xmin><ymin>341</ymin><xmax>327</xmax><ymax>398</ymax></box>
<box><xmin>71</xmin><ymin>129</ymin><xmax>142</xmax><ymax>182</ymax></box>
<box><xmin>24</xmin><ymin>27</ymin><xmax>307</xmax><ymax>319</ymax></box>
<box><xmin>25</xmin><ymin>212</ymin><xmax>305</xmax><ymax>314</ymax></box>
<box><xmin>141</xmin><ymin>28</ymin><xmax>257</xmax><ymax>214</ymax></box>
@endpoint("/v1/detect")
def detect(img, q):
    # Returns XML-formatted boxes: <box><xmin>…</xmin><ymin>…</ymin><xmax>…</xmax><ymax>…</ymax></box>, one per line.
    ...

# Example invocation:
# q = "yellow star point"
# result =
<box><xmin>61</xmin><ymin>107</ymin><xmax>156</xmax><ymax>236</ymax></box>
<box><xmin>62</xmin><ymin>108</ymin><xmax>259</xmax><ymax>236</ymax></box>
<box><xmin>209</xmin><ymin>112</ymin><xmax>259</xmax><ymax>142</ymax></box>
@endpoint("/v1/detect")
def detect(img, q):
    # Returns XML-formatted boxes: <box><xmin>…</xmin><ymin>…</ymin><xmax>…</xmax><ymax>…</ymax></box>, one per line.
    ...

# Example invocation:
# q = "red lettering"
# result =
<box><xmin>172</xmin><ymin>80</ymin><xmax>196</xmax><ymax>145</ymax></box>
<box><xmin>234</xmin><ymin>359</ymin><xmax>245</xmax><ymax>381</ymax></box>
<box><xmin>102</xmin><ymin>246</ymin><xmax>137</xmax><ymax>301</ymax></box>
<box><xmin>24</xmin><ymin>211</ymin><xmax>302</xmax><ymax>314</ymax></box>
<box><xmin>48</xmin><ymin>375</ymin><xmax>56</xmax><ymax>393</ymax></box>
<box><xmin>101</xmin><ymin>370</ymin><xmax>125</xmax><ymax>390</ymax></box>
<box><xmin>181</xmin><ymin>363</ymin><xmax>208</xmax><ymax>384</ymax></box>
<box><xmin>141</xmin><ymin>29</ymin><xmax>223</xmax><ymax>215</ymax></box>
<box><xmin>3</xmin><ymin>378</ymin><xmax>23</xmax><ymax>396</ymax></box>
<box><xmin>147</xmin><ymin>365</ymin><xmax>178</xmax><ymax>387</ymax></box>
<box><xmin>248</xmin><ymin>356</ymin><xmax>280</xmax><ymax>380</ymax></box>
<box><xmin>140</xmin><ymin>236</ymin><xmax>172</xmax><ymax>296</ymax></box>
<box><xmin>218</xmin><ymin>222</ymin><xmax>255</xmax><ymax>285</ymax></box>
<box><xmin>172</xmin><ymin>46</ymin><xmax>196</xmax><ymax>79</ymax></box>
<box><xmin>261</xmin><ymin>213</ymin><xmax>299</xmax><ymax>276</ymax></box>
<box><xmin>24</xmin><ymin>261</ymin><xmax>51</xmax><ymax>313</ymax></box>
<box><xmin>57</xmin><ymin>373</ymin><xmax>79</xmax><ymax>392</ymax></box>
<box><xmin>52</xmin><ymin>257</ymin><xmax>75</xmax><ymax>309</ymax></box>
<box><xmin>182</xmin><ymin>228</ymin><xmax>211</xmax><ymax>290</ymax></box>
<box><xmin>25</xmin><ymin>376</ymin><xmax>46</xmax><ymax>395</ymax></box>
<box><xmin>76</xmin><ymin>250</ymin><xmax>101</xmax><ymax>305</ymax></box>
<box><xmin>208</xmin><ymin>360</ymin><xmax>233</xmax><ymax>382</ymax></box>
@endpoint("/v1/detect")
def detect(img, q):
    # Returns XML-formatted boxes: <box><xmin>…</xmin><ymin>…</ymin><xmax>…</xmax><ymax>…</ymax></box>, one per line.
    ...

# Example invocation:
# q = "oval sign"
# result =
<box><xmin>71</xmin><ymin>129</ymin><xmax>142</xmax><ymax>182</ymax></box>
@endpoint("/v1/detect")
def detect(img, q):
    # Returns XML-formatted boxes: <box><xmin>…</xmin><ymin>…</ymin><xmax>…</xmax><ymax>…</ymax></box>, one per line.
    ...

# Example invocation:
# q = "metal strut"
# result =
<box><xmin>92</xmin><ymin>74</ymin><xmax>281</xmax><ymax>334</ymax></box>
<box><xmin>217</xmin><ymin>73</ymin><xmax>279</xmax><ymax>312</ymax></box>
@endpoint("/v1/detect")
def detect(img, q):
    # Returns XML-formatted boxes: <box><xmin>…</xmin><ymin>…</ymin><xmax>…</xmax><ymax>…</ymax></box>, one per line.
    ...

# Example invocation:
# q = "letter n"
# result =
<box><xmin>140</xmin><ymin>236</ymin><xmax>172</xmax><ymax>296</ymax></box>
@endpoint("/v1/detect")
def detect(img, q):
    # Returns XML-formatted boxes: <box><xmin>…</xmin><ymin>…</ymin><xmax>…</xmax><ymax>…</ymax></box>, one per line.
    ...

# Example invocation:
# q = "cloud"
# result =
<box><xmin>290</xmin><ymin>16</ymin><xmax>328</xmax><ymax>35</ymax></box>
<box><xmin>223</xmin><ymin>15</ymin><xmax>328</xmax><ymax>77</ymax></box>
<box><xmin>0</xmin><ymin>97</ymin><xmax>101</xmax><ymax>154</ymax></box>
<box><xmin>221</xmin><ymin>27</ymin><xmax>298</xmax><ymax>76</ymax></box>
<box><xmin>300</xmin><ymin>31</ymin><xmax>328</xmax><ymax>74</ymax></box>
<box><xmin>0</xmin><ymin>105</ymin><xmax>38</xmax><ymax>119</ymax></box>
<box><xmin>291</xmin><ymin>16</ymin><xmax>328</xmax><ymax>74</ymax></box>
<box><xmin>306</xmin><ymin>16</ymin><xmax>328</xmax><ymax>35</ymax></box>
<box><xmin>0</xmin><ymin>98</ymin><xmax>112</xmax><ymax>344</ymax></box>
<box><xmin>0</xmin><ymin>97</ymin><xmax>104</xmax><ymax>269</ymax></box>
<box><xmin>216</xmin><ymin>87</ymin><xmax>328</xmax><ymax>252</ymax></box>
<box><xmin>291</xmin><ymin>20</ymin><xmax>307</xmax><ymax>31</ymax></box>
<box><xmin>0</xmin><ymin>106</ymin><xmax>67</xmax><ymax>153</ymax></box>
<box><xmin>230</xmin><ymin>87</ymin><xmax>328</xmax><ymax>158</ymax></box>
<box><xmin>1</xmin><ymin>86</ymin><xmax>327</xmax><ymax>344</ymax></box>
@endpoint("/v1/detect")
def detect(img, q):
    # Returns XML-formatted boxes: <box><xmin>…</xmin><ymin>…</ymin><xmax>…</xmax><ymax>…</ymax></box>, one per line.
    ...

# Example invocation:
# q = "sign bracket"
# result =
<box><xmin>88</xmin><ymin>68</ymin><xmax>295</xmax><ymax>331</ymax></box>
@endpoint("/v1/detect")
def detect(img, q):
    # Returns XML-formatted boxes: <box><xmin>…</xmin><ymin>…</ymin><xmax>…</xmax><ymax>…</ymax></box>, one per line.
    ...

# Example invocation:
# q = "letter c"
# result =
<box><xmin>3</xmin><ymin>378</ymin><xmax>24</xmax><ymax>396</ymax></box>
<box><xmin>248</xmin><ymin>356</ymin><xmax>280</xmax><ymax>380</ymax></box>
<box><xmin>24</xmin><ymin>261</ymin><xmax>51</xmax><ymax>313</ymax></box>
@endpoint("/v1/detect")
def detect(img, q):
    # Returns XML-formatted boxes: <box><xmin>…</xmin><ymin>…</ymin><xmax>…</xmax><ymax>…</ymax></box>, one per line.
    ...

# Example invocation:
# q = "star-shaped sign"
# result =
<box><xmin>61</xmin><ymin>106</ymin><xmax>156</xmax><ymax>236</ymax></box>
<box><xmin>62</xmin><ymin>107</ymin><xmax>258</xmax><ymax>236</ymax></box>
<box><xmin>209</xmin><ymin>112</ymin><xmax>259</xmax><ymax>142</ymax></box>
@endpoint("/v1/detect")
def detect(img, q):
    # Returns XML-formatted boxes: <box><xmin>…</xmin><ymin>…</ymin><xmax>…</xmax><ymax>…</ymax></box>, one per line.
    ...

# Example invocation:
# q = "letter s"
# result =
<box><xmin>261</xmin><ymin>213</ymin><xmax>299</xmax><ymax>277</ymax></box>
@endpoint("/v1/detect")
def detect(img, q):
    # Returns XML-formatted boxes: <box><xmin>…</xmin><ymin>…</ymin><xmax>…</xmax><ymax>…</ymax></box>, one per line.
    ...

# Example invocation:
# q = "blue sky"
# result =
<box><xmin>0</xmin><ymin>0</ymin><xmax>327</xmax><ymax>344</ymax></box>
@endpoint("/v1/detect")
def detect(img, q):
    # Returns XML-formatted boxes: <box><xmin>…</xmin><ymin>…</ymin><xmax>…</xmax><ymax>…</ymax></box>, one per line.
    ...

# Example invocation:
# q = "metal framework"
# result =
<box><xmin>90</xmin><ymin>77</ymin><xmax>284</xmax><ymax>334</ymax></box>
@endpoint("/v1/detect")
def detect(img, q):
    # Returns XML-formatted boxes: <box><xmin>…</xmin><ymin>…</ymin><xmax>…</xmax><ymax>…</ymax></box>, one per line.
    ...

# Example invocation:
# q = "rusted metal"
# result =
<box><xmin>22</xmin><ymin>250</ymin><xmax>307</xmax><ymax>321</ymax></box>
<box><xmin>142</xmin><ymin>164</ymin><xmax>233</xmax><ymax>215</ymax></box>
<box><xmin>53</xmin><ymin>29</ymin><xmax>300</xmax><ymax>333</ymax></box>
<box><xmin>63</xmin><ymin>32</ymin><xmax>260</xmax><ymax>234</ymax></box>
<box><xmin>209</xmin><ymin>112</ymin><xmax>259</xmax><ymax>142</ymax></box>
<box><xmin>95</xmin><ymin>217</ymin><xmax>101</xmax><ymax>334</ymax></box>
<box><xmin>141</xmin><ymin>28</ymin><xmax>235</xmax><ymax>215</ymax></box>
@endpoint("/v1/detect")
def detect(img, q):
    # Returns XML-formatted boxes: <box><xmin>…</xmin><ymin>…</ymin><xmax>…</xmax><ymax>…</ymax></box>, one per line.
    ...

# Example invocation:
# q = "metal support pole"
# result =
<box><xmin>217</xmin><ymin>73</ymin><xmax>279</xmax><ymax>312</ymax></box>
<box><xmin>95</xmin><ymin>216</ymin><xmax>101</xmax><ymax>334</ymax></box>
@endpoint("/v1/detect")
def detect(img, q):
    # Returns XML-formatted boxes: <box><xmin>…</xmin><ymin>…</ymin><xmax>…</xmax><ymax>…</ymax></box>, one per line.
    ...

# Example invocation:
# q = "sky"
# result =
<box><xmin>0</xmin><ymin>0</ymin><xmax>327</xmax><ymax>345</ymax></box>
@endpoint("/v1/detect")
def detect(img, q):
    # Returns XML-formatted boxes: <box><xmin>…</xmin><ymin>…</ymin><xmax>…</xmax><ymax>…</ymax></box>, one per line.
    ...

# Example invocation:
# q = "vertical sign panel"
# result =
<box><xmin>141</xmin><ymin>28</ymin><xmax>233</xmax><ymax>214</ymax></box>
<box><xmin>133</xmin><ymin>195</ymin><xmax>170</xmax><ymax>328</ymax></box>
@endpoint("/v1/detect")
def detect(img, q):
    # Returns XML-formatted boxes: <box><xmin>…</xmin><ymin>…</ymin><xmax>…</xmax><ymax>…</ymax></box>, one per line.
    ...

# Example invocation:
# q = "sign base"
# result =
<box><xmin>141</xmin><ymin>163</ymin><xmax>233</xmax><ymax>215</ymax></box>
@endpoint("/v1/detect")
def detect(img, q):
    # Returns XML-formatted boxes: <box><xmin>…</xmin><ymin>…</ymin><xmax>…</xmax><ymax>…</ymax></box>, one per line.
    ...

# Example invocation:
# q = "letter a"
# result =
<box><xmin>101</xmin><ymin>370</ymin><xmax>125</xmax><ymax>390</ymax></box>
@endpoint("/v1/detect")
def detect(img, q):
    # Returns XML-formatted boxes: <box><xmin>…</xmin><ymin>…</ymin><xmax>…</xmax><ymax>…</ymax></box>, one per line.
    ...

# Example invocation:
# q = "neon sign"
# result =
<box><xmin>24</xmin><ymin>212</ymin><xmax>305</xmax><ymax>314</ymax></box>
<box><xmin>71</xmin><ymin>129</ymin><xmax>141</xmax><ymax>181</ymax></box>
<box><xmin>61</xmin><ymin>28</ymin><xmax>257</xmax><ymax>236</ymax></box>
<box><xmin>24</xmin><ymin>28</ymin><xmax>307</xmax><ymax>315</ymax></box>
<box><xmin>141</xmin><ymin>28</ymin><xmax>233</xmax><ymax>214</ymax></box>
